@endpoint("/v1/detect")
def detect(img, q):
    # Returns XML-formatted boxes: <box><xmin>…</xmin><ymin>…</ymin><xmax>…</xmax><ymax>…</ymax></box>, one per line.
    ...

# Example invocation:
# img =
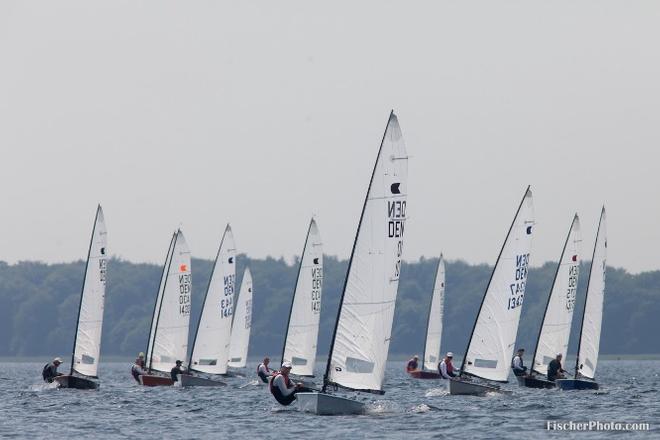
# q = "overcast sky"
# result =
<box><xmin>0</xmin><ymin>1</ymin><xmax>658</xmax><ymax>272</ymax></box>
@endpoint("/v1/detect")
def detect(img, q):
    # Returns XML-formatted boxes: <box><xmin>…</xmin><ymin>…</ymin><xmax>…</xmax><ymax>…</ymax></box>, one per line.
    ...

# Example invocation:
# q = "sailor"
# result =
<box><xmin>42</xmin><ymin>357</ymin><xmax>64</xmax><ymax>383</ymax></box>
<box><xmin>170</xmin><ymin>360</ymin><xmax>191</xmax><ymax>382</ymax></box>
<box><xmin>511</xmin><ymin>348</ymin><xmax>528</xmax><ymax>376</ymax></box>
<box><xmin>269</xmin><ymin>361</ymin><xmax>301</xmax><ymax>406</ymax></box>
<box><xmin>547</xmin><ymin>353</ymin><xmax>568</xmax><ymax>381</ymax></box>
<box><xmin>131</xmin><ymin>352</ymin><xmax>146</xmax><ymax>383</ymax></box>
<box><xmin>406</xmin><ymin>355</ymin><xmax>420</xmax><ymax>372</ymax></box>
<box><xmin>439</xmin><ymin>352</ymin><xmax>457</xmax><ymax>379</ymax></box>
<box><xmin>257</xmin><ymin>357</ymin><xmax>273</xmax><ymax>383</ymax></box>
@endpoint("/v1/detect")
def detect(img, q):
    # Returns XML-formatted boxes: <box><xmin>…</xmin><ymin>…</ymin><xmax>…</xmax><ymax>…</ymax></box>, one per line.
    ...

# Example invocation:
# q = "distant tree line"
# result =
<box><xmin>0</xmin><ymin>256</ymin><xmax>658</xmax><ymax>359</ymax></box>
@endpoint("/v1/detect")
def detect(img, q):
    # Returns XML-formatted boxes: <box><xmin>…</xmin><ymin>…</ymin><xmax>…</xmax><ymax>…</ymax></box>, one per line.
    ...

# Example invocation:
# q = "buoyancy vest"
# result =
<box><xmin>269</xmin><ymin>372</ymin><xmax>296</xmax><ymax>406</ymax></box>
<box><xmin>257</xmin><ymin>363</ymin><xmax>270</xmax><ymax>383</ymax></box>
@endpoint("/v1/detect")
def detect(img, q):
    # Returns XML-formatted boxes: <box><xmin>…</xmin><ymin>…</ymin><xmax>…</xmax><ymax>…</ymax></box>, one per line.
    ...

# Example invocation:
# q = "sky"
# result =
<box><xmin>0</xmin><ymin>1</ymin><xmax>658</xmax><ymax>272</ymax></box>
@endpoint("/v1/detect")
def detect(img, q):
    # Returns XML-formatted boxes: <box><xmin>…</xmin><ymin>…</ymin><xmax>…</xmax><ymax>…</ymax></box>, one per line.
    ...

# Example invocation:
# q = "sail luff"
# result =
<box><xmin>227</xmin><ymin>268</ymin><xmax>253</xmax><ymax>368</ymax></box>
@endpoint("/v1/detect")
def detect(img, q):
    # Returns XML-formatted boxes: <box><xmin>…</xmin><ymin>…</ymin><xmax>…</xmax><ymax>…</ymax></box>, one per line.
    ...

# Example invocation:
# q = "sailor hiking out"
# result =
<box><xmin>269</xmin><ymin>362</ymin><xmax>303</xmax><ymax>406</ymax></box>
<box><xmin>257</xmin><ymin>357</ymin><xmax>273</xmax><ymax>383</ymax></box>
<box><xmin>547</xmin><ymin>353</ymin><xmax>568</xmax><ymax>381</ymax></box>
<box><xmin>131</xmin><ymin>352</ymin><xmax>146</xmax><ymax>383</ymax></box>
<box><xmin>42</xmin><ymin>357</ymin><xmax>63</xmax><ymax>383</ymax></box>
<box><xmin>511</xmin><ymin>348</ymin><xmax>528</xmax><ymax>377</ymax></box>
<box><xmin>406</xmin><ymin>355</ymin><xmax>419</xmax><ymax>372</ymax></box>
<box><xmin>439</xmin><ymin>352</ymin><xmax>457</xmax><ymax>379</ymax></box>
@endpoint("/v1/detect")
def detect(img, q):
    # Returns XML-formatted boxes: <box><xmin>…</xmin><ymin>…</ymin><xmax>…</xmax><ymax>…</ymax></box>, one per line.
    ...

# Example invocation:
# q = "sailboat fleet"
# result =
<box><xmin>48</xmin><ymin>111</ymin><xmax>609</xmax><ymax>413</ymax></box>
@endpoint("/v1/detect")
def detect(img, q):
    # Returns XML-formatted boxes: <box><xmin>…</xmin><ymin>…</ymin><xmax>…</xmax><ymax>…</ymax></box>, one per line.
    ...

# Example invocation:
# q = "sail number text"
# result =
<box><xmin>311</xmin><ymin>267</ymin><xmax>322</xmax><ymax>313</ymax></box>
<box><xmin>178</xmin><ymin>273</ymin><xmax>191</xmax><ymax>315</ymax></box>
<box><xmin>508</xmin><ymin>253</ymin><xmax>529</xmax><ymax>310</ymax></box>
<box><xmin>220</xmin><ymin>274</ymin><xmax>235</xmax><ymax>318</ymax></box>
<box><xmin>566</xmin><ymin>264</ymin><xmax>579</xmax><ymax>311</ymax></box>
<box><xmin>388</xmin><ymin>200</ymin><xmax>406</xmax><ymax>280</ymax></box>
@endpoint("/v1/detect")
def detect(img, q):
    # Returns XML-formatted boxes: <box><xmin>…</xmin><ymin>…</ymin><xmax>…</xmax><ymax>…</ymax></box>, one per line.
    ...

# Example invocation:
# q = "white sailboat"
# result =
<box><xmin>140</xmin><ymin>229</ymin><xmax>192</xmax><ymax>386</ymax></box>
<box><xmin>408</xmin><ymin>255</ymin><xmax>445</xmax><ymax>379</ymax></box>
<box><xmin>182</xmin><ymin>224</ymin><xmax>236</xmax><ymax>387</ymax></box>
<box><xmin>227</xmin><ymin>268</ymin><xmax>253</xmax><ymax>370</ymax></box>
<box><xmin>281</xmin><ymin>218</ymin><xmax>323</xmax><ymax>380</ymax></box>
<box><xmin>450</xmin><ymin>187</ymin><xmax>534</xmax><ymax>396</ymax></box>
<box><xmin>519</xmin><ymin>214</ymin><xmax>581</xmax><ymax>389</ymax></box>
<box><xmin>55</xmin><ymin>205</ymin><xmax>108</xmax><ymax>390</ymax></box>
<box><xmin>557</xmin><ymin>207</ymin><xmax>606</xmax><ymax>390</ymax></box>
<box><xmin>297</xmin><ymin>111</ymin><xmax>408</xmax><ymax>415</ymax></box>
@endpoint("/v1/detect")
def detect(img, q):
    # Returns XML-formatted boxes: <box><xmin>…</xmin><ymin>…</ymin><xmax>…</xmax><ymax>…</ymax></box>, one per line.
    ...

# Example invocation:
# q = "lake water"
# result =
<box><xmin>1</xmin><ymin>360</ymin><xmax>657</xmax><ymax>439</ymax></box>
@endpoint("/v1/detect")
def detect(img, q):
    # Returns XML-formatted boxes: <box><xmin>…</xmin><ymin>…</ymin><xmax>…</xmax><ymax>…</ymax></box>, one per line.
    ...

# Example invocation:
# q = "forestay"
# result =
<box><xmin>146</xmin><ymin>230</ymin><xmax>192</xmax><ymax>373</ymax></box>
<box><xmin>423</xmin><ymin>255</ymin><xmax>445</xmax><ymax>372</ymax></box>
<box><xmin>282</xmin><ymin>218</ymin><xmax>323</xmax><ymax>377</ymax></box>
<box><xmin>531</xmin><ymin>215</ymin><xmax>581</xmax><ymax>376</ymax></box>
<box><xmin>575</xmin><ymin>208</ymin><xmax>607</xmax><ymax>379</ymax></box>
<box><xmin>228</xmin><ymin>268</ymin><xmax>253</xmax><ymax>368</ymax></box>
<box><xmin>462</xmin><ymin>188</ymin><xmax>534</xmax><ymax>382</ymax></box>
<box><xmin>325</xmin><ymin>112</ymin><xmax>408</xmax><ymax>393</ymax></box>
<box><xmin>189</xmin><ymin>225</ymin><xmax>237</xmax><ymax>375</ymax></box>
<box><xmin>71</xmin><ymin>205</ymin><xmax>108</xmax><ymax>378</ymax></box>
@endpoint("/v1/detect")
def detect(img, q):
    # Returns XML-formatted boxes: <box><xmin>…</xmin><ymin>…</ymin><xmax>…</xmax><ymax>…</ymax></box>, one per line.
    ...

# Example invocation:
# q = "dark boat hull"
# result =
<box><xmin>516</xmin><ymin>375</ymin><xmax>556</xmax><ymax>389</ymax></box>
<box><xmin>139</xmin><ymin>374</ymin><xmax>174</xmax><ymax>387</ymax></box>
<box><xmin>54</xmin><ymin>375</ymin><xmax>99</xmax><ymax>390</ymax></box>
<box><xmin>555</xmin><ymin>379</ymin><xmax>599</xmax><ymax>390</ymax></box>
<box><xmin>408</xmin><ymin>370</ymin><xmax>442</xmax><ymax>379</ymax></box>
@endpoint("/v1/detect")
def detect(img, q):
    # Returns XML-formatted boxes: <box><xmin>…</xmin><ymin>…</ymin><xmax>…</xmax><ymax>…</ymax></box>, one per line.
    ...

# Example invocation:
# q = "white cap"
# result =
<box><xmin>446</xmin><ymin>352</ymin><xmax>454</xmax><ymax>357</ymax></box>
<box><xmin>53</xmin><ymin>357</ymin><xmax>63</xmax><ymax>363</ymax></box>
<box><xmin>281</xmin><ymin>361</ymin><xmax>293</xmax><ymax>369</ymax></box>
<box><xmin>556</xmin><ymin>352</ymin><xmax>563</xmax><ymax>357</ymax></box>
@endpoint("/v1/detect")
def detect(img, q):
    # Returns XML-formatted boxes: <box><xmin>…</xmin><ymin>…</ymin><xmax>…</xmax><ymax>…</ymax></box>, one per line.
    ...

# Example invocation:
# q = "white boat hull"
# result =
<box><xmin>178</xmin><ymin>375</ymin><xmax>227</xmax><ymax>387</ymax></box>
<box><xmin>449</xmin><ymin>378</ymin><xmax>507</xmax><ymax>396</ymax></box>
<box><xmin>296</xmin><ymin>392</ymin><xmax>366</xmax><ymax>415</ymax></box>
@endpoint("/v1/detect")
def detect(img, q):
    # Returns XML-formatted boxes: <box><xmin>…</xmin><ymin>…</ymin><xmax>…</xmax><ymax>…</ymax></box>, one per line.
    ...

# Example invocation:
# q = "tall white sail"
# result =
<box><xmin>228</xmin><ymin>268</ymin><xmax>253</xmax><ymax>368</ymax></box>
<box><xmin>282</xmin><ymin>218</ymin><xmax>323</xmax><ymax>377</ymax></box>
<box><xmin>325</xmin><ymin>112</ymin><xmax>408</xmax><ymax>393</ymax></box>
<box><xmin>71</xmin><ymin>205</ymin><xmax>108</xmax><ymax>378</ymax></box>
<box><xmin>462</xmin><ymin>188</ymin><xmax>534</xmax><ymax>382</ymax></box>
<box><xmin>423</xmin><ymin>255</ymin><xmax>445</xmax><ymax>372</ymax></box>
<box><xmin>146</xmin><ymin>230</ymin><xmax>192</xmax><ymax>373</ymax></box>
<box><xmin>189</xmin><ymin>225</ymin><xmax>237</xmax><ymax>375</ymax></box>
<box><xmin>576</xmin><ymin>207</ymin><xmax>607</xmax><ymax>379</ymax></box>
<box><xmin>531</xmin><ymin>215</ymin><xmax>581</xmax><ymax>376</ymax></box>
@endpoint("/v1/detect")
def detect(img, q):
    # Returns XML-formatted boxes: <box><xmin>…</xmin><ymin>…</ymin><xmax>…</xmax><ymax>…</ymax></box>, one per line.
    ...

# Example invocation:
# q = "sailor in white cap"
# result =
<box><xmin>269</xmin><ymin>361</ymin><xmax>302</xmax><ymax>406</ymax></box>
<box><xmin>439</xmin><ymin>352</ymin><xmax>457</xmax><ymax>379</ymax></box>
<box><xmin>42</xmin><ymin>357</ymin><xmax>64</xmax><ymax>383</ymax></box>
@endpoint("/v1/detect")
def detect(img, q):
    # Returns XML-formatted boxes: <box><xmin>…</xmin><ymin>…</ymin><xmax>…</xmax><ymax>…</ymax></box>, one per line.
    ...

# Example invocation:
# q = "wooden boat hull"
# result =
<box><xmin>139</xmin><ymin>375</ymin><xmax>174</xmax><ymax>387</ymax></box>
<box><xmin>54</xmin><ymin>375</ymin><xmax>99</xmax><ymax>390</ymax></box>
<box><xmin>516</xmin><ymin>375</ymin><xmax>556</xmax><ymax>389</ymax></box>
<box><xmin>555</xmin><ymin>379</ymin><xmax>599</xmax><ymax>390</ymax></box>
<box><xmin>296</xmin><ymin>392</ymin><xmax>366</xmax><ymax>415</ymax></box>
<box><xmin>179</xmin><ymin>375</ymin><xmax>227</xmax><ymax>387</ymax></box>
<box><xmin>408</xmin><ymin>370</ymin><xmax>442</xmax><ymax>379</ymax></box>
<box><xmin>449</xmin><ymin>378</ymin><xmax>508</xmax><ymax>396</ymax></box>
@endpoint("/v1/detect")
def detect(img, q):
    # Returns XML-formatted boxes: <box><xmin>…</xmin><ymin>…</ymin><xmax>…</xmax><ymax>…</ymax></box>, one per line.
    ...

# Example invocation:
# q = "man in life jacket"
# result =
<box><xmin>406</xmin><ymin>355</ymin><xmax>420</xmax><ymax>372</ymax></box>
<box><xmin>439</xmin><ymin>352</ymin><xmax>457</xmax><ymax>379</ymax></box>
<box><xmin>131</xmin><ymin>352</ymin><xmax>146</xmax><ymax>383</ymax></box>
<box><xmin>269</xmin><ymin>361</ymin><xmax>301</xmax><ymax>406</ymax></box>
<box><xmin>547</xmin><ymin>353</ymin><xmax>568</xmax><ymax>381</ymax></box>
<box><xmin>511</xmin><ymin>348</ymin><xmax>528</xmax><ymax>377</ymax></box>
<box><xmin>257</xmin><ymin>357</ymin><xmax>273</xmax><ymax>383</ymax></box>
<box><xmin>42</xmin><ymin>357</ymin><xmax>63</xmax><ymax>383</ymax></box>
<box><xmin>170</xmin><ymin>360</ymin><xmax>191</xmax><ymax>382</ymax></box>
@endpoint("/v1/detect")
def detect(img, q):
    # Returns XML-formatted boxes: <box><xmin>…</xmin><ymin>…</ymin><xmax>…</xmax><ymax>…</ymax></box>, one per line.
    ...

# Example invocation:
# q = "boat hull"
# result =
<box><xmin>139</xmin><ymin>375</ymin><xmax>174</xmax><ymax>387</ymax></box>
<box><xmin>555</xmin><ymin>379</ymin><xmax>599</xmax><ymax>390</ymax></box>
<box><xmin>54</xmin><ymin>375</ymin><xmax>99</xmax><ymax>390</ymax></box>
<box><xmin>449</xmin><ymin>378</ymin><xmax>507</xmax><ymax>396</ymax></box>
<box><xmin>296</xmin><ymin>392</ymin><xmax>366</xmax><ymax>415</ymax></box>
<box><xmin>408</xmin><ymin>370</ymin><xmax>442</xmax><ymax>379</ymax></box>
<box><xmin>516</xmin><ymin>375</ymin><xmax>556</xmax><ymax>389</ymax></box>
<box><xmin>179</xmin><ymin>375</ymin><xmax>227</xmax><ymax>387</ymax></box>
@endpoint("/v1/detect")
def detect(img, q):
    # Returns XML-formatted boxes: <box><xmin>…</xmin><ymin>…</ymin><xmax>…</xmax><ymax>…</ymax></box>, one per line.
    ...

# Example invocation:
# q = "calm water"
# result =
<box><xmin>1</xmin><ymin>360</ymin><xmax>658</xmax><ymax>439</ymax></box>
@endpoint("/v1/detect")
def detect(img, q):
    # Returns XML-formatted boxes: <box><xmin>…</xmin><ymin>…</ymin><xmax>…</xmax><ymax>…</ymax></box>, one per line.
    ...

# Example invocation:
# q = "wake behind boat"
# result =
<box><xmin>297</xmin><ymin>111</ymin><xmax>409</xmax><ymax>415</ymax></box>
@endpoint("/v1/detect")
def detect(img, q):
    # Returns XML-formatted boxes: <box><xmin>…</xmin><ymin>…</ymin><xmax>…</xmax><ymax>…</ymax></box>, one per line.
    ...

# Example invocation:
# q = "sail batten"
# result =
<box><xmin>422</xmin><ymin>255</ymin><xmax>445</xmax><ymax>372</ymax></box>
<box><xmin>228</xmin><ymin>268</ymin><xmax>253</xmax><ymax>369</ymax></box>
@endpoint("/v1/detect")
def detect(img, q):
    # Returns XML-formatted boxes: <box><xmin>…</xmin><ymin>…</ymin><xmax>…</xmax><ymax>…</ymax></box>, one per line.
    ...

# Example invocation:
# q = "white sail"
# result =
<box><xmin>531</xmin><ymin>215</ymin><xmax>581</xmax><ymax>376</ymax></box>
<box><xmin>326</xmin><ymin>112</ymin><xmax>408</xmax><ymax>393</ymax></box>
<box><xmin>462</xmin><ymin>188</ymin><xmax>534</xmax><ymax>382</ymax></box>
<box><xmin>423</xmin><ymin>255</ymin><xmax>445</xmax><ymax>372</ymax></box>
<box><xmin>146</xmin><ymin>230</ymin><xmax>192</xmax><ymax>373</ymax></box>
<box><xmin>282</xmin><ymin>218</ymin><xmax>323</xmax><ymax>377</ymax></box>
<box><xmin>189</xmin><ymin>225</ymin><xmax>237</xmax><ymax>375</ymax></box>
<box><xmin>228</xmin><ymin>268</ymin><xmax>253</xmax><ymax>368</ymax></box>
<box><xmin>71</xmin><ymin>206</ymin><xmax>108</xmax><ymax>378</ymax></box>
<box><xmin>576</xmin><ymin>207</ymin><xmax>607</xmax><ymax>379</ymax></box>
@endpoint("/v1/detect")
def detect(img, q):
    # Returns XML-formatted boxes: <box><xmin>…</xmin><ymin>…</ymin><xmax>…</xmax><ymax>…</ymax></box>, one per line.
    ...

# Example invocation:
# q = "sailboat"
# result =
<box><xmin>182</xmin><ymin>224</ymin><xmax>236</xmax><ymax>387</ymax></box>
<box><xmin>409</xmin><ymin>255</ymin><xmax>445</xmax><ymax>379</ymax></box>
<box><xmin>227</xmin><ymin>268</ymin><xmax>253</xmax><ymax>371</ymax></box>
<box><xmin>297</xmin><ymin>111</ymin><xmax>408</xmax><ymax>415</ymax></box>
<box><xmin>55</xmin><ymin>205</ymin><xmax>108</xmax><ymax>390</ymax></box>
<box><xmin>450</xmin><ymin>187</ymin><xmax>534</xmax><ymax>396</ymax></box>
<box><xmin>557</xmin><ymin>207</ymin><xmax>606</xmax><ymax>391</ymax></box>
<box><xmin>139</xmin><ymin>229</ymin><xmax>192</xmax><ymax>386</ymax></box>
<box><xmin>519</xmin><ymin>214</ymin><xmax>581</xmax><ymax>389</ymax></box>
<box><xmin>280</xmin><ymin>217</ymin><xmax>323</xmax><ymax>382</ymax></box>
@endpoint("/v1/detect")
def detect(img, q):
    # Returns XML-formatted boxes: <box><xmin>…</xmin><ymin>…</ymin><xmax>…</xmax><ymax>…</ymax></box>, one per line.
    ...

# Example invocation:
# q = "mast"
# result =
<box><xmin>459</xmin><ymin>186</ymin><xmax>531</xmax><ymax>377</ymax></box>
<box><xmin>529</xmin><ymin>214</ymin><xmax>578</xmax><ymax>376</ymax></box>
<box><xmin>322</xmin><ymin>110</ymin><xmax>394</xmax><ymax>393</ymax></box>
<box><xmin>573</xmin><ymin>206</ymin><xmax>605</xmax><ymax>378</ymax></box>
<box><xmin>69</xmin><ymin>205</ymin><xmax>101</xmax><ymax>376</ymax></box>
<box><xmin>421</xmin><ymin>254</ymin><xmax>442</xmax><ymax>372</ymax></box>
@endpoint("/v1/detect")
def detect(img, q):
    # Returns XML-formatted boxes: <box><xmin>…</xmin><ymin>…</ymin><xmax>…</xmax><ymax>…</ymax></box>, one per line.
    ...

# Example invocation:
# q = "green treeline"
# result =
<box><xmin>0</xmin><ymin>256</ymin><xmax>658</xmax><ymax>359</ymax></box>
